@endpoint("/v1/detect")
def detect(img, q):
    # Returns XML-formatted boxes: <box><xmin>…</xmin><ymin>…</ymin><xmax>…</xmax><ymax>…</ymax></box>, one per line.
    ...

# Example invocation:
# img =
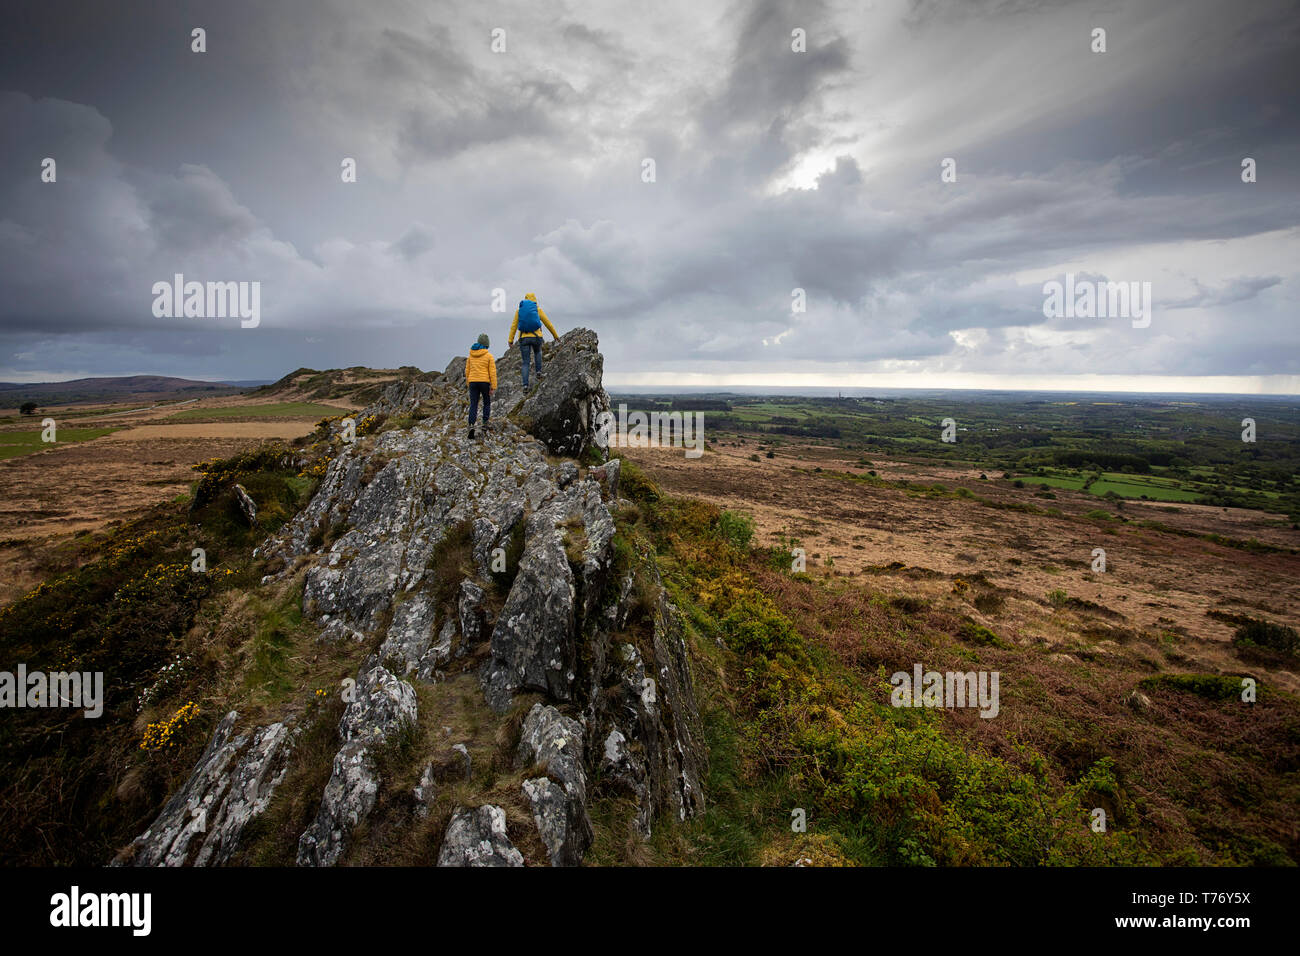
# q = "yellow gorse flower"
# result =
<box><xmin>140</xmin><ymin>701</ymin><xmax>200</xmax><ymax>751</ymax></box>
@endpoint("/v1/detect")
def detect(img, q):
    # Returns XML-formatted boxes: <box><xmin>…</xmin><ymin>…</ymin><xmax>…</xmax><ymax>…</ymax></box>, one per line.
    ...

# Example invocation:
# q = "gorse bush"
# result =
<box><xmin>1139</xmin><ymin>673</ymin><xmax>1252</xmax><ymax>701</ymax></box>
<box><xmin>671</xmin><ymin>547</ymin><xmax>1144</xmax><ymax>865</ymax></box>
<box><xmin>0</xmin><ymin>443</ymin><xmax>320</xmax><ymax>864</ymax></box>
<box><xmin>615</xmin><ymin>456</ymin><xmax>661</xmax><ymax>504</ymax></box>
<box><xmin>715</xmin><ymin>510</ymin><xmax>755</xmax><ymax>552</ymax></box>
<box><xmin>1232</xmin><ymin>618</ymin><xmax>1298</xmax><ymax>658</ymax></box>
<box><xmin>631</xmin><ymin>490</ymin><xmax>1150</xmax><ymax>866</ymax></box>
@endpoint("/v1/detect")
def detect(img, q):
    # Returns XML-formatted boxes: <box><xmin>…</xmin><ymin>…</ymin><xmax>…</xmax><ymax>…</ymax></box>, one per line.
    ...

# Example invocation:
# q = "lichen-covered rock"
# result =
<box><xmin>555</xmin><ymin>460</ymin><xmax>579</xmax><ymax>489</ymax></box>
<box><xmin>493</xmin><ymin>329</ymin><xmax>611</xmax><ymax>457</ymax></box>
<box><xmin>367</xmin><ymin>379</ymin><xmax>436</xmax><ymax>417</ymax></box>
<box><xmin>588</xmin><ymin>458</ymin><xmax>621</xmax><ymax>501</ymax></box>
<box><xmin>482</xmin><ymin>523</ymin><xmax>575</xmax><ymax>711</ymax></box>
<box><xmin>483</xmin><ymin>476</ymin><xmax>620</xmax><ymax>711</ymax></box>
<box><xmin>458</xmin><ymin>580</ymin><xmax>487</xmax><ymax>650</ymax></box>
<box><xmin>583</xmin><ymin>567</ymin><xmax>706</xmax><ymax>836</ymax></box>
<box><xmin>296</xmin><ymin>665</ymin><xmax>417</xmax><ymax>866</ymax></box>
<box><xmin>232</xmin><ymin>483</ymin><xmax>258</xmax><ymax>527</ymax></box>
<box><xmin>118</xmin><ymin>712</ymin><xmax>295</xmax><ymax>867</ymax></box>
<box><xmin>517</xmin><ymin>704</ymin><xmax>592</xmax><ymax>866</ymax></box>
<box><xmin>436</xmin><ymin>805</ymin><xmax>524</xmax><ymax>867</ymax></box>
<box><xmin>378</xmin><ymin>592</ymin><xmax>451</xmax><ymax>680</ymax></box>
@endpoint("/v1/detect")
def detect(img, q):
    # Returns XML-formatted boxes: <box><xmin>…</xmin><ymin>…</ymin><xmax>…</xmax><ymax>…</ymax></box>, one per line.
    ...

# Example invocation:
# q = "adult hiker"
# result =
<box><xmin>465</xmin><ymin>332</ymin><xmax>497</xmax><ymax>440</ymax></box>
<box><xmin>508</xmin><ymin>292</ymin><xmax>560</xmax><ymax>390</ymax></box>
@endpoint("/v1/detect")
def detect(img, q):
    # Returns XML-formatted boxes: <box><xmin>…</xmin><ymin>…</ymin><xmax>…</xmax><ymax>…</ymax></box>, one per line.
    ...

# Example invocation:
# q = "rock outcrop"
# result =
<box><xmin>115</xmin><ymin>712</ymin><xmax>295</xmax><ymax>867</ymax></box>
<box><xmin>296</xmin><ymin>664</ymin><xmax>419</xmax><ymax>866</ymax></box>
<box><xmin>436</xmin><ymin>805</ymin><xmax>524</xmax><ymax>867</ymax></box>
<box><xmin>120</xmin><ymin>327</ymin><xmax>704</xmax><ymax>867</ymax></box>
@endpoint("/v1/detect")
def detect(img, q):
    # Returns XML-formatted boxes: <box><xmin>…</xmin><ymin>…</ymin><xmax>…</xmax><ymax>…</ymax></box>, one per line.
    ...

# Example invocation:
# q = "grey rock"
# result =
<box><xmin>232</xmin><ymin>484</ymin><xmax>258</xmax><ymax>527</ymax></box>
<box><xmin>413</xmin><ymin>761</ymin><xmax>437</xmax><ymax>819</ymax></box>
<box><xmin>494</xmin><ymin>329</ymin><xmax>612</xmax><ymax>457</ymax></box>
<box><xmin>555</xmin><ymin>460</ymin><xmax>579</xmax><ymax>489</ymax></box>
<box><xmin>482</xmin><ymin>522</ymin><xmax>576</xmax><ymax>711</ymax></box>
<box><xmin>119</xmin><ymin>712</ymin><xmax>295</xmax><ymax>866</ymax></box>
<box><xmin>458</xmin><ymin>580</ymin><xmax>487</xmax><ymax>651</ymax></box>
<box><xmin>471</xmin><ymin>517</ymin><xmax>501</xmax><ymax>575</ymax></box>
<box><xmin>378</xmin><ymin>592</ymin><xmax>451</xmax><ymax>680</ymax></box>
<box><xmin>452</xmin><ymin>742</ymin><xmax>472</xmax><ymax>780</ymax></box>
<box><xmin>517</xmin><ymin>703</ymin><xmax>587</xmax><ymax>802</ymax></box>
<box><xmin>436</xmin><ymin>805</ymin><xmax>524</xmax><ymax>867</ymax></box>
<box><xmin>318</xmin><ymin>618</ymin><xmax>366</xmax><ymax>643</ymax></box>
<box><xmin>522</xmin><ymin>777</ymin><xmax>580</xmax><ymax>867</ymax></box>
<box><xmin>367</xmin><ymin>379</ymin><xmax>436</xmax><ymax>417</ymax></box>
<box><xmin>132</xmin><ymin>322</ymin><xmax>707</xmax><ymax>866</ymax></box>
<box><xmin>584</xmin><ymin>571</ymin><xmax>706</xmax><ymax>837</ymax></box>
<box><xmin>297</xmin><ymin>665</ymin><xmax>417</xmax><ymax>866</ymax></box>
<box><xmin>588</xmin><ymin>458</ymin><xmax>621</xmax><ymax>501</ymax></box>
<box><xmin>517</xmin><ymin>704</ymin><xmax>592</xmax><ymax>866</ymax></box>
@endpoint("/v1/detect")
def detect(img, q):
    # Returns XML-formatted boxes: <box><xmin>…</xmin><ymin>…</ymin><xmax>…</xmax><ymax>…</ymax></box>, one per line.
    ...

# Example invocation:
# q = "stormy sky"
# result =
<box><xmin>2</xmin><ymin>0</ymin><xmax>1298</xmax><ymax>392</ymax></box>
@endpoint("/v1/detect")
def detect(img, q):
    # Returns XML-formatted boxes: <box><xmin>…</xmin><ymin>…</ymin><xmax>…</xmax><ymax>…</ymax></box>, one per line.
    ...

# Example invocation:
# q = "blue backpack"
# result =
<box><xmin>517</xmin><ymin>299</ymin><xmax>541</xmax><ymax>333</ymax></box>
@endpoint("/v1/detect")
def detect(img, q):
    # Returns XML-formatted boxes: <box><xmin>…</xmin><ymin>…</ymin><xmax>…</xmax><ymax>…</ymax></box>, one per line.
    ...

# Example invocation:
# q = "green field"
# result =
<box><xmin>166</xmin><ymin>402</ymin><xmax>349</xmax><ymax>421</ymax></box>
<box><xmin>1030</xmin><ymin>474</ymin><xmax>1089</xmax><ymax>491</ymax></box>
<box><xmin>615</xmin><ymin>390</ymin><xmax>1300</xmax><ymax>519</ymax></box>
<box><xmin>0</xmin><ymin>427</ymin><xmax>121</xmax><ymax>460</ymax></box>
<box><xmin>1090</xmin><ymin>473</ymin><xmax>1203</xmax><ymax>502</ymax></box>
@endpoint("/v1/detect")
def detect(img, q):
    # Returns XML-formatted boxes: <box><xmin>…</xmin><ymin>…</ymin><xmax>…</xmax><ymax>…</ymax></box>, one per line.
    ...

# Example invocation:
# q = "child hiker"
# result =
<box><xmin>508</xmin><ymin>292</ymin><xmax>560</xmax><ymax>390</ymax></box>
<box><xmin>466</xmin><ymin>332</ymin><xmax>497</xmax><ymax>440</ymax></box>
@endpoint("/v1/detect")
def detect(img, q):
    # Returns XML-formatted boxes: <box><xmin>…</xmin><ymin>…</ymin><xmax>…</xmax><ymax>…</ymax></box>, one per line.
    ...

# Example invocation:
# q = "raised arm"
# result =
<box><xmin>538</xmin><ymin>307</ymin><xmax>559</xmax><ymax>341</ymax></box>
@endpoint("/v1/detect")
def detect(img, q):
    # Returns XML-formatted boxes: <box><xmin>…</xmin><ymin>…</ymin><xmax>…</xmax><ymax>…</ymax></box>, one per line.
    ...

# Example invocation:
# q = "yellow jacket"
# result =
<box><xmin>466</xmin><ymin>345</ymin><xmax>497</xmax><ymax>389</ymax></box>
<box><xmin>509</xmin><ymin>293</ymin><xmax>559</xmax><ymax>344</ymax></box>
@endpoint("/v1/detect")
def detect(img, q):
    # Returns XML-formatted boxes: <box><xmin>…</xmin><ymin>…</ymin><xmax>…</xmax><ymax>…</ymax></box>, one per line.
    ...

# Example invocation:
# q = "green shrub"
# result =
<box><xmin>716</xmin><ymin>510</ymin><xmax>755</xmax><ymax>552</ymax></box>
<box><xmin>1232</xmin><ymin>618</ymin><xmax>1298</xmax><ymax>657</ymax></box>
<box><xmin>1139</xmin><ymin>673</ymin><xmax>1250</xmax><ymax>701</ymax></box>
<box><xmin>617</xmin><ymin>457</ymin><xmax>661</xmax><ymax>504</ymax></box>
<box><xmin>959</xmin><ymin>619</ymin><xmax>1006</xmax><ymax>647</ymax></box>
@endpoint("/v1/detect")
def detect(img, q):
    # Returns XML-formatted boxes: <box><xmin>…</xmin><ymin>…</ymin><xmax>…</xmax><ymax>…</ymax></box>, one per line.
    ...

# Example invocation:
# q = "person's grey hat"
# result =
<box><xmin>477</xmin><ymin>333</ymin><xmax>490</xmax><ymax>347</ymax></box>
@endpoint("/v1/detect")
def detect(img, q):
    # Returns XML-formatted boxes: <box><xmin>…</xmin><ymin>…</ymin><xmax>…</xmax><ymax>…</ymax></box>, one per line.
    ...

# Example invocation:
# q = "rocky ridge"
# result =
<box><xmin>116</xmin><ymin>328</ymin><xmax>705</xmax><ymax>867</ymax></box>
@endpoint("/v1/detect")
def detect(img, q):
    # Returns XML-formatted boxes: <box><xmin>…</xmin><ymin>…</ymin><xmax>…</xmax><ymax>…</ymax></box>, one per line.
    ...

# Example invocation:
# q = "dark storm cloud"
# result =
<box><xmin>702</xmin><ymin>0</ymin><xmax>851</xmax><ymax>134</ymax></box>
<box><xmin>0</xmin><ymin>0</ymin><xmax>1297</xmax><ymax>388</ymax></box>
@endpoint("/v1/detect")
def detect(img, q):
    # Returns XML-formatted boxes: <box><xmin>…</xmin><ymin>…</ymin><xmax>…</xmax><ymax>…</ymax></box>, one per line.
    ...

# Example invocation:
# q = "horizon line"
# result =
<box><xmin>3</xmin><ymin>370</ymin><xmax>1298</xmax><ymax>400</ymax></box>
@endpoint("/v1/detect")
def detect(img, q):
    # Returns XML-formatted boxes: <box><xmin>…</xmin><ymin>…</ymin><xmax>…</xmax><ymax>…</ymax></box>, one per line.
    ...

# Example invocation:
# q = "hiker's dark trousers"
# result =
<box><xmin>468</xmin><ymin>382</ymin><xmax>491</xmax><ymax>425</ymax></box>
<box><xmin>519</xmin><ymin>338</ymin><xmax>543</xmax><ymax>387</ymax></box>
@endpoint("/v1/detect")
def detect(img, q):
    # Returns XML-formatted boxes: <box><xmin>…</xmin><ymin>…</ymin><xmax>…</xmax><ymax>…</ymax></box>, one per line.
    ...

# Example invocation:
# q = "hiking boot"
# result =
<box><xmin>468</xmin><ymin>426</ymin><xmax>476</xmax><ymax>440</ymax></box>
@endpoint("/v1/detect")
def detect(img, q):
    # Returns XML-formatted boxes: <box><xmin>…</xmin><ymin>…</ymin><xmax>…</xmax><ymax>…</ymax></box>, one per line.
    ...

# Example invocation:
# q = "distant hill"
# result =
<box><xmin>252</xmin><ymin>365</ymin><xmax>435</xmax><ymax>406</ymax></box>
<box><xmin>0</xmin><ymin>375</ymin><xmax>258</xmax><ymax>407</ymax></box>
